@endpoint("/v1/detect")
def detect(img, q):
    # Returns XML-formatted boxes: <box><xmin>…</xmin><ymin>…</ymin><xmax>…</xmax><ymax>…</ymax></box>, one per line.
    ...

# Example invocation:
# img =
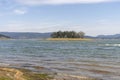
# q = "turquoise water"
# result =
<box><xmin>0</xmin><ymin>39</ymin><xmax>120</xmax><ymax>80</ymax></box>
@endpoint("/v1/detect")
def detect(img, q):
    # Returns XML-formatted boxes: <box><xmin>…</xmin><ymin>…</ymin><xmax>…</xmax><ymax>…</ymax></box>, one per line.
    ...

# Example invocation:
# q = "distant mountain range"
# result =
<box><xmin>85</xmin><ymin>34</ymin><xmax>120</xmax><ymax>39</ymax></box>
<box><xmin>0</xmin><ymin>32</ymin><xmax>51</xmax><ymax>39</ymax></box>
<box><xmin>0</xmin><ymin>34</ymin><xmax>10</xmax><ymax>39</ymax></box>
<box><xmin>0</xmin><ymin>32</ymin><xmax>120</xmax><ymax>39</ymax></box>
<box><xmin>96</xmin><ymin>34</ymin><xmax>120</xmax><ymax>39</ymax></box>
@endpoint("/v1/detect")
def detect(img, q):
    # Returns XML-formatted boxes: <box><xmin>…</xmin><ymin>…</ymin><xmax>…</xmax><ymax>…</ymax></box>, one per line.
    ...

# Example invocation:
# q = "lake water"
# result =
<box><xmin>0</xmin><ymin>39</ymin><xmax>120</xmax><ymax>80</ymax></box>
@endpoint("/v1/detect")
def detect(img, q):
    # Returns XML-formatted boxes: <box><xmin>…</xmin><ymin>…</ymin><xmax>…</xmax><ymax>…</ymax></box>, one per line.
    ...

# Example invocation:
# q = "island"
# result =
<box><xmin>47</xmin><ymin>31</ymin><xmax>92</xmax><ymax>41</ymax></box>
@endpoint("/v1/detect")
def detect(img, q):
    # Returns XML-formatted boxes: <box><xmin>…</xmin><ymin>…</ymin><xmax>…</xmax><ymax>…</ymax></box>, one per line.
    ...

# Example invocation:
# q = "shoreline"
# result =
<box><xmin>0</xmin><ymin>66</ymin><xmax>98</xmax><ymax>80</ymax></box>
<box><xmin>46</xmin><ymin>38</ymin><xmax>93</xmax><ymax>41</ymax></box>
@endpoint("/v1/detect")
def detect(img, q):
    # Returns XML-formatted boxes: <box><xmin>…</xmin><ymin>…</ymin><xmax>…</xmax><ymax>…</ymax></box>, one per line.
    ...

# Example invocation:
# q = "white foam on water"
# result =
<box><xmin>105</xmin><ymin>44</ymin><xmax>120</xmax><ymax>47</ymax></box>
<box><xmin>0</xmin><ymin>63</ymin><xmax>10</xmax><ymax>66</ymax></box>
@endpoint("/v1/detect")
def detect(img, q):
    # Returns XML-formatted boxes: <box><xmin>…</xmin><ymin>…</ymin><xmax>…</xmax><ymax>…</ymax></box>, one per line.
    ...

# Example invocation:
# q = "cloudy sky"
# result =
<box><xmin>0</xmin><ymin>0</ymin><xmax>120</xmax><ymax>36</ymax></box>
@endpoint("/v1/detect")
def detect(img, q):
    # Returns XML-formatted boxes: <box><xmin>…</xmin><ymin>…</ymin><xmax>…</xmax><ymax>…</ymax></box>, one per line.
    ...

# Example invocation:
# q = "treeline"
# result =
<box><xmin>51</xmin><ymin>31</ymin><xmax>85</xmax><ymax>38</ymax></box>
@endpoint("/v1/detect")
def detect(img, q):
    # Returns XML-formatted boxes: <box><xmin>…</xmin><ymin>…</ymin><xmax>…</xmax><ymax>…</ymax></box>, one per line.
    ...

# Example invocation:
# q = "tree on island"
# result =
<box><xmin>51</xmin><ymin>31</ymin><xmax>85</xmax><ymax>38</ymax></box>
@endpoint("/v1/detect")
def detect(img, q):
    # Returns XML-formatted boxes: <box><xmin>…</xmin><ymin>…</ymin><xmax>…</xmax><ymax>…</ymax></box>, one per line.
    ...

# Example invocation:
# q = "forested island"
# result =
<box><xmin>51</xmin><ymin>31</ymin><xmax>85</xmax><ymax>38</ymax></box>
<box><xmin>47</xmin><ymin>31</ymin><xmax>92</xmax><ymax>41</ymax></box>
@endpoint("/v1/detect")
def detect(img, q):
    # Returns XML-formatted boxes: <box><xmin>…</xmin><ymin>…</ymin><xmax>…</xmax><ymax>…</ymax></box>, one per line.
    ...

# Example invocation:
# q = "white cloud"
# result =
<box><xmin>15</xmin><ymin>0</ymin><xmax>119</xmax><ymax>5</ymax></box>
<box><xmin>13</xmin><ymin>9</ymin><xmax>27</xmax><ymax>15</ymax></box>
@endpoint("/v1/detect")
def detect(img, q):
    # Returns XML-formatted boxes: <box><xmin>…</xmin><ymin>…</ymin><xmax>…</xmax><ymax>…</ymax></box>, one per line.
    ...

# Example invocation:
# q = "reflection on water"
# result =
<box><xmin>0</xmin><ymin>39</ymin><xmax>120</xmax><ymax>80</ymax></box>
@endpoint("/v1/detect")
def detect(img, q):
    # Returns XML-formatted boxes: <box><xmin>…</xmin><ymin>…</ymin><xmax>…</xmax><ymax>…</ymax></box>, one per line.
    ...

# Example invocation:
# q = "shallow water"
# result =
<box><xmin>0</xmin><ymin>39</ymin><xmax>120</xmax><ymax>80</ymax></box>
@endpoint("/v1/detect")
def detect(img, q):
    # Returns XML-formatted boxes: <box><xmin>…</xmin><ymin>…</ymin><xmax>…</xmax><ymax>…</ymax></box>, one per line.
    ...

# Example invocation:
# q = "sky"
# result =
<box><xmin>0</xmin><ymin>0</ymin><xmax>120</xmax><ymax>36</ymax></box>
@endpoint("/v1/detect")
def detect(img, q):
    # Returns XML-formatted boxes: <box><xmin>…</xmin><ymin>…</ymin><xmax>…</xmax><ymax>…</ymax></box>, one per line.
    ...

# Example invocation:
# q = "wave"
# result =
<box><xmin>105</xmin><ymin>44</ymin><xmax>120</xmax><ymax>47</ymax></box>
<box><xmin>0</xmin><ymin>63</ymin><xmax>9</xmax><ymax>66</ymax></box>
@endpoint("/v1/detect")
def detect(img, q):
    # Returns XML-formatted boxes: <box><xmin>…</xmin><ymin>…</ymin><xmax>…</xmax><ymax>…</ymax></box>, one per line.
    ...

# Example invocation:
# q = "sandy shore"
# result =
<box><xmin>46</xmin><ymin>38</ymin><xmax>93</xmax><ymax>41</ymax></box>
<box><xmin>0</xmin><ymin>67</ymin><xmax>25</xmax><ymax>80</ymax></box>
<box><xmin>0</xmin><ymin>67</ymin><xmax>99</xmax><ymax>80</ymax></box>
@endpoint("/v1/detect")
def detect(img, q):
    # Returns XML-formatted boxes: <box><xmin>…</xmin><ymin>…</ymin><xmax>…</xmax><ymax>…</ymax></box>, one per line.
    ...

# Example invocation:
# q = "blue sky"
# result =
<box><xmin>0</xmin><ymin>0</ymin><xmax>120</xmax><ymax>36</ymax></box>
